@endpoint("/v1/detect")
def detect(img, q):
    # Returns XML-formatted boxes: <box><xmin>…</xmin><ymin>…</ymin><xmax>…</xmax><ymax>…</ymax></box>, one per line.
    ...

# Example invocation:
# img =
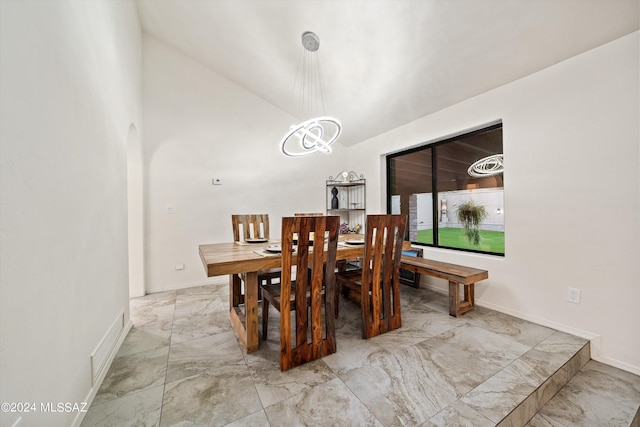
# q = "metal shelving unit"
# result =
<box><xmin>326</xmin><ymin>171</ymin><xmax>366</xmax><ymax>233</ymax></box>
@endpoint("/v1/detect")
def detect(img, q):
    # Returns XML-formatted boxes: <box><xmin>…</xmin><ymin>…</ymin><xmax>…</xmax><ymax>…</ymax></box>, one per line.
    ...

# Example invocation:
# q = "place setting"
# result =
<box><xmin>254</xmin><ymin>244</ymin><xmax>297</xmax><ymax>257</ymax></box>
<box><xmin>245</xmin><ymin>238</ymin><xmax>268</xmax><ymax>243</ymax></box>
<box><xmin>339</xmin><ymin>237</ymin><xmax>365</xmax><ymax>247</ymax></box>
<box><xmin>235</xmin><ymin>237</ymin><xmax>270</xmax><ymax>246</ymax></box>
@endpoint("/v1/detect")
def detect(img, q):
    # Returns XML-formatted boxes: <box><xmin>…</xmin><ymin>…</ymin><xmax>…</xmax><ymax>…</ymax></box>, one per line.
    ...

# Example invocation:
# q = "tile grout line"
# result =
<box><xmin>157</xmin><ymin>291</ymin><xmax>178</xmax><ymax>427</ymax></box>
<box><xmin>251</xmin><ymin>300</ymin><xmax>273</xmax><ymax>426</ymax></box>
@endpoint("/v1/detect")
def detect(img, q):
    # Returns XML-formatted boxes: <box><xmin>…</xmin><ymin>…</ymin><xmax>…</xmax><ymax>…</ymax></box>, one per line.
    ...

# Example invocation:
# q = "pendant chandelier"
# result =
<box><xmin>467</xmin><ymin>154</ymin><xmax>504</xmax><ymax>177</ymax></box>
<box><xmin>280</xmin><ymin>31</ymin><xmax>341</xmax><ymax>157</ymax></box>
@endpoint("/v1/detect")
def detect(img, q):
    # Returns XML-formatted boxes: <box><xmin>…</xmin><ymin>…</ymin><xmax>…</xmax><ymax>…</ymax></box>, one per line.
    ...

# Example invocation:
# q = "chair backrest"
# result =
<box><xmin>360</xmin><ymin>214</ymin><xmax>407</xmax><ymax>338</ymax></box>
<box><xmin>231</xmin><ymin>214</ymin><xmax>270</xmax><ymax>241</ymax></box>
<box><xmin>279</xmin><ymin>215</ymin><xmax>339</xmax><ymax>371</ymax></box>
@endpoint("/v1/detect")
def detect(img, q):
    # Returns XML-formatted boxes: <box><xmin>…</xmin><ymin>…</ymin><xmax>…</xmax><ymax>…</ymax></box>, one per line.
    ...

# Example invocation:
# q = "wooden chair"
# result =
<box><xmin>261</xmin><ymin>215</ymin><xmax>339</xmax><ymax>371</ymax></box>
<box><xmin>231</xmin><ymin>214</ymin><xmax>281</xmax><ymax>306</ymax></box>
<box><xmin>294</xmin><ymin>211</ymin><xmax>343</xmax><ymax>316</ymax></box>
<box><xmin>336</xmin><ymin>214</ymin><xmax>407</xmax><ymax>339</ymax></box>
<box><xmin>232</xmin><ymin>214</ymin><xmax>271</xmax><ymax>242</ymax></box>
<box><xmin>295</xmin><ymin>212</ymin><xmax>354</xmax><ymax>275</ymax></box>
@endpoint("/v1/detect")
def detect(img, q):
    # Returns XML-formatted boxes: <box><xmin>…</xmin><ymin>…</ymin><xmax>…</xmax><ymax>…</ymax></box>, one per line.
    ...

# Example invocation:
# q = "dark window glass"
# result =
<box><xmin>388</xmin><ymin>148</ymin><xmax>433</xmax><ymax>243</ymax></box>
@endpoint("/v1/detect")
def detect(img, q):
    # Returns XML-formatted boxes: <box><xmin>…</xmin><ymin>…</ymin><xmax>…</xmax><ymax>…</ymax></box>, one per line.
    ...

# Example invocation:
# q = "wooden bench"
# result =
<box><xmin>400</xmin><ymin>256</ymin><xmax>489</xmax><ymax>317</ymax></box>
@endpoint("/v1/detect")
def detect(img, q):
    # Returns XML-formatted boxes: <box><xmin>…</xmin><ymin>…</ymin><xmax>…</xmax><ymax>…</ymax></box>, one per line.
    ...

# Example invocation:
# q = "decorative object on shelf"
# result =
<box><xmin>329</xmin><ymin>170</ymin><xmax>363</xmax><ymax>183</ymax></box>
<box><xmin>280</xmin><ymin>31</ymin><xmax>341</xmax><ymax>157</ymax></box>
<box><xmin>468</xmin><ymin>154</ymin><xmax>504</xmax><ymax>177</ymax></box>
<box><xmin>331</xmin><ymin>187</ymin><xmax>339</xmax><ymax>209</ymax></box>
<box><xmin>326</xmin><ymin>172</ymin><xmax>366</xmax><ymax>235</ymax></box>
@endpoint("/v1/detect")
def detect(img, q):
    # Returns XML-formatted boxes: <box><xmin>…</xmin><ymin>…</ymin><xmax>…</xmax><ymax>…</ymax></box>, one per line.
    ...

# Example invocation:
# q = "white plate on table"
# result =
<box><xmin>265</xmin><ymin>245</ymin><xmax>296</xmax><ymax>253</ymax></box>
<box><xmin>345</xmin><ymin>239</ymin><xmax>365</xmax><ymax>245</ymax></box>
<box><xmin>245</xmin><ymin>238</ymin><xmax>268</xmax><ymax>243</ymax></box>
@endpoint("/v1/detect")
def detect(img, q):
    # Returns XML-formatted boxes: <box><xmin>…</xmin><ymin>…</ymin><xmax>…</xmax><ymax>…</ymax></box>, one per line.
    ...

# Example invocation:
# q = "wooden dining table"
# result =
<box><xmin>199</xmin><ymin>235</ymin><xmax>411</xmax><ymax>353</ymax></box>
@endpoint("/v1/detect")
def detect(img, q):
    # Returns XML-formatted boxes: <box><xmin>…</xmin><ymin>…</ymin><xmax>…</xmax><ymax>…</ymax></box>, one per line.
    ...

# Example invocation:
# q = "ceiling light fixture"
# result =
<box><xmin>468</xmin><ymin>154</ymin><xmax>504</xmax><ymax>177</ymax></box>
<box><xmin>280</xmin><ymin>31</ymin><xmax>341</xmax><ymax>157</ymax></box>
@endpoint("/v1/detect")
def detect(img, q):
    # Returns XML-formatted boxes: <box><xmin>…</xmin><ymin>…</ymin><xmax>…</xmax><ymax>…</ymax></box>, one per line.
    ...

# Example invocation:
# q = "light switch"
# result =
<box><xmin>166</xmin><ymin>204</ymin><xmax>174</xmax><ymax>214</ymax></box>
<box><xmin>212</xmin><ymin>178</ymin><xmax>223</xmax><ymax>185</ymax></box>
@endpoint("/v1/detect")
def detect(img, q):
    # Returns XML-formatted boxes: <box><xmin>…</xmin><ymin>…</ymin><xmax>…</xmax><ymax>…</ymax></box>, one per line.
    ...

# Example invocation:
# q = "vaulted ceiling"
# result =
<box><xmin>136</xmin><ymin>0</ymin><xmax>639</xmax><ymax>147</ymax></box>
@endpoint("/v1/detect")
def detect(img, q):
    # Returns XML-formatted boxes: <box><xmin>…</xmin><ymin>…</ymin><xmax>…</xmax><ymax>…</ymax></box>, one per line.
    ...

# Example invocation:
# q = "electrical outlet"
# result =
<box><xmin>175</xmin><ymin>263</ymin><xmax>185</xmax><ymax>270</ymax></box>
<box><xmin>212</xmin><ymin>178</ymin><xmax>223</xmax><ymax>185</ymax></box>
<box><xmin>566</xmin><ymin>287</ymin><xmax>581</xmax><ymax>304</ymax></box>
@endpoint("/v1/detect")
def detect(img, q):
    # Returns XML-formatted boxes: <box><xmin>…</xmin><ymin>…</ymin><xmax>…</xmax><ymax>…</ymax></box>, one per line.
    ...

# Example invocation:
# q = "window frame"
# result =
<box><xmin>386</xmin><ymin>122</ymin><xmax>504</xmax><ymax>256</ymax></box>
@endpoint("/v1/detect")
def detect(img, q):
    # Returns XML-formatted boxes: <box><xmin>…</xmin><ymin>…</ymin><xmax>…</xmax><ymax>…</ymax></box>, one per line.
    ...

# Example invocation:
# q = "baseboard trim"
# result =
<box><xmin>145</xmin><ymin>278</ymin><xmax>225</xmax><ymax>295</ymax></box>
<box><xmin>90</xmin><ymin>310</ymin><xmax>125</xmax><ymax>385</ymax></box>
<box><xmin>72</xmin><ymin>318</ymin><xmax>133</xmax><ymax>427</ymax></box>
<box><xmin>590</xmin><ymin>353</ymin><xmax>640</xmax><ymax>377</ymax></box>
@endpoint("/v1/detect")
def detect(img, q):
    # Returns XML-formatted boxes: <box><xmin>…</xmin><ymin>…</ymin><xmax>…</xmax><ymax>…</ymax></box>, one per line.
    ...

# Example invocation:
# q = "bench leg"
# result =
<box><xmin>449</xmin><ymin>281</ymin><xmax>475</xmax><ymax>317</ymax></box>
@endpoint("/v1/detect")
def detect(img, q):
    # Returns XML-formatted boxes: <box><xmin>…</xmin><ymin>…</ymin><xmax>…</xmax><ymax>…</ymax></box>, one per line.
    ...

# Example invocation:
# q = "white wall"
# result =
<box><xmin>413</xmin><ymin>194</ymin><xmax>430</xmax><ymax>229</ymax></box>
<box><xmin>347</xmin><ymin>32</ymin><xmax>640</xmax><ymax>374</ymax></box>
<box><xmin>440</xmin><ymin>189</ymin><xmax>505</xmax><ymax>231</ymax></box>
<box><xmin>0</xmin><ymin>1</ymin><xmax>141</xmax><ymax>426</ymax></box>
<box><xmin>128</xmin><ymin>124</ymin><xmax>145</xmax><ymax>298</ymax></box>
<box><xmin>143</xmin><ymin>35</ymin><xmax>347</xmax><ymax>293</ymax></box>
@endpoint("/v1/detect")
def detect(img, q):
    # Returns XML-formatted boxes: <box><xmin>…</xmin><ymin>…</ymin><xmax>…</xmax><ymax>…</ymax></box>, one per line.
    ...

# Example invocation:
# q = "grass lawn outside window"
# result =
<box><xmin>416</xmin><ymin>228</ymin><xmax>505</xmax><ymax>254</ymax></box>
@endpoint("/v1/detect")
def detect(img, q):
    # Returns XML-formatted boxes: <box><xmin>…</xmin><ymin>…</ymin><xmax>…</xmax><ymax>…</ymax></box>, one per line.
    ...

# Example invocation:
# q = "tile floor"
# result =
<box><xmin>81</xmin><ymin>278</ymin><xmax>640</xmax><ymax>427</ymax></box>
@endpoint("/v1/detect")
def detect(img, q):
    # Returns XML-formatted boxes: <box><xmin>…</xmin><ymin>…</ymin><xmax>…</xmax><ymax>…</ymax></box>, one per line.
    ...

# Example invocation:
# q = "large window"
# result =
<box><xmin>387</xmin><ymin>123</ymin><xmax>504</xmax><ymax>255</ymax></box>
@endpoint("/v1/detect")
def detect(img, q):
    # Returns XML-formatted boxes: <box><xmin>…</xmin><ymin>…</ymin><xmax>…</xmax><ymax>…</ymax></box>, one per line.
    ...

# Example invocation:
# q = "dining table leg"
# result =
<box><xmin>244</xmin><ymin>271</ymin><xmax>259</xmax><ymax>352</ymax></box>
<box><xmin>228</xmin><ymin>271</ymin><xmax>260</xmax><ymax>353</ymax></box>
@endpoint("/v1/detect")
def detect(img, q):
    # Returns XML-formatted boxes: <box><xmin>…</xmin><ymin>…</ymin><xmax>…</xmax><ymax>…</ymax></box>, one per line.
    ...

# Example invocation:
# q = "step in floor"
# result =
<box><xmin>526</xmin><ymin>359</ymin><xmax>640</xmax><ymax>427</ymax></box>
<box><xmin>410</xmin><ymin>298</ymin><xmax>592</xmax><ymax>426</ymax></box>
